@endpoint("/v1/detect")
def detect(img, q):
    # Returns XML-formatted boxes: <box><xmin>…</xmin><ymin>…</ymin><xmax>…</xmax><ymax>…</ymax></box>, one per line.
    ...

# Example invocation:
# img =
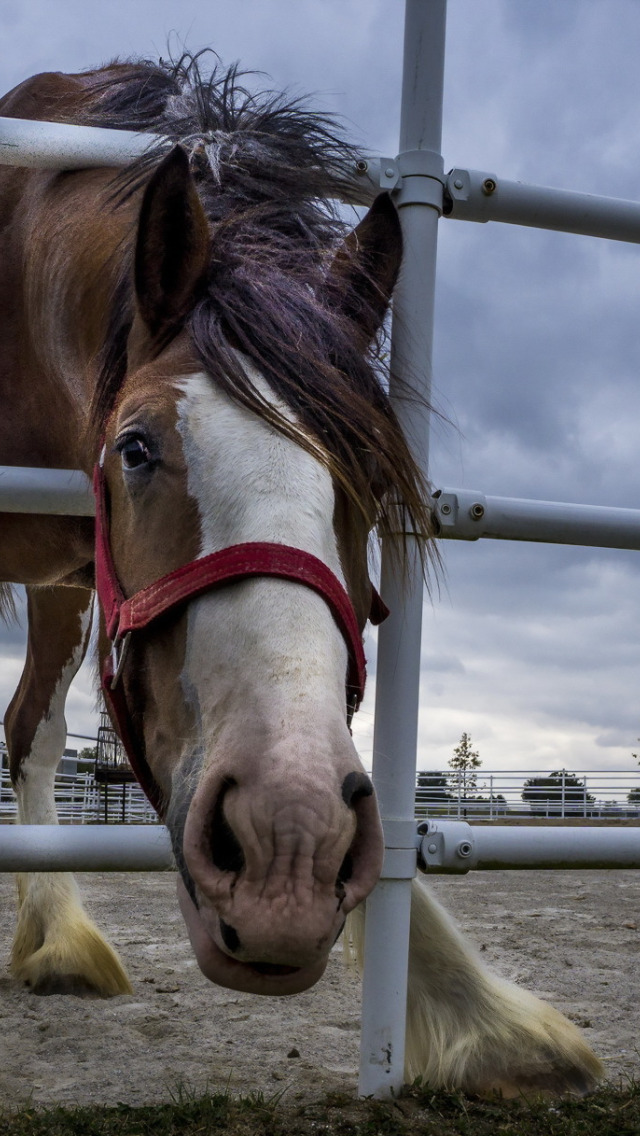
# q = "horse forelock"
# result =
<box><xmin>73</xmin><ymin>53</ymin><xmax>434</xmax><ymax>572</ymax></box>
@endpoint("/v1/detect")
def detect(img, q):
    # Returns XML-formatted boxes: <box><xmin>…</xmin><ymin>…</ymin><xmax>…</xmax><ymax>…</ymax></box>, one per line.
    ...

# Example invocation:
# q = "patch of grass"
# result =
<box><xmin>1</xmin><ymin>1080</ymin><xmax>638</xmax><ymax>1136</ymax></box>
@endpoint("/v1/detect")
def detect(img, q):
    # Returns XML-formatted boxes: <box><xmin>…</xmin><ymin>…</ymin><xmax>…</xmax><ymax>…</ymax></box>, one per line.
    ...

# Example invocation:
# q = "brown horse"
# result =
<box><xmin>0</xmin><ymin>56</ymin><xmax>601</xmax><ymax>1095</ymax></box>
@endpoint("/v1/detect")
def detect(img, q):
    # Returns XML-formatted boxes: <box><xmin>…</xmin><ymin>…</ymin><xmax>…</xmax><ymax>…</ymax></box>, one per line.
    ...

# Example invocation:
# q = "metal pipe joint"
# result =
<box><xmin>432</xmin><ymin>487</ymin><xmax>640</xmax><ymax>550</ymax></box>
<box><xmin>445</xmin><ymin>166</ymin><xmax>640</xmax><ymax>244</ymax></box>
<box><xmin>418</xmin><ymin>819</ymin><xmax>477</xmax><ymax>873</ymax></box>
<box><xmin>418</xmin><ymin>819</ymin><xmax>640</xmax><ymax>873</ymax></box>
<box><xmin>374</xmin><ymin>149</ymin><xmax>445</xmax><ymax>211</ymax></box>
<box><xmin>380</xmin><ymin>817</ymin><xmax>419</xmax><ymax>879</ymax></box>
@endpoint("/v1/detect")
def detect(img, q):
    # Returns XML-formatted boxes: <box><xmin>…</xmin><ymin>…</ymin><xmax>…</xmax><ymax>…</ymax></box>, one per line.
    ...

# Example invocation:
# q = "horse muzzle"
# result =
<box><xmin>175</xmin><ymin>763</ymin><xmax>384</xmax><ymax>994</ymax></box>
<box><xmin>177</xmin><ymin>876</ymin><xmax>330</xmax><ymax>994</ymax></box>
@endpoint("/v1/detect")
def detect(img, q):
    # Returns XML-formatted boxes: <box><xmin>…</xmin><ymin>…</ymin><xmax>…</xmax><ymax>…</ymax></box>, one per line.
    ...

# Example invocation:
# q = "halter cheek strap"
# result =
<box><xmin>93</xmin><ymin>462</ymin><xmax>389</xmax><ymax>815</ymax></box>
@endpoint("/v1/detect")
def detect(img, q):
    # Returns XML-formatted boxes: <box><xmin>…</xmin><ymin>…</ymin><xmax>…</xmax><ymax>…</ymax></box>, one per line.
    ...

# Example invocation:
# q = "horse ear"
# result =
<box><xmin>324</xmin><ymin>193</ymin><xmax>402</xmax><ymax>344</ymax></box>
<box><xmin>135</xmin><ymin>145</ymin><xmax>209</xmax><ymax>338</ymax></box>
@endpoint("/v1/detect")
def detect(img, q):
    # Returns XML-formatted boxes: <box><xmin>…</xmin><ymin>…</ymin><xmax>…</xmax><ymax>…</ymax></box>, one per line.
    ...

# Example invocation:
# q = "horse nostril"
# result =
<box><xmin>219</xmin><ymin>918</ymin><xmax>241</xmax><ymax>954</ymax></box>
<box><xmin>209</xmin><ymin>779</ymin><xmax>245</xmax><ymax>874</ymax></box>
<box><xmin>338</xmin><ymin>850</ymin><xmax>353</xmax><ymax>883</ymax></box>
<box><xmin>335</xmin><ymin>849</ymin><xmax>354</xmax><ymax>901</ymax></box>
<box><xmin>333</xmin><ymin>776</ymin><xmax>383</xmax><ymax>911</ymax></box>
<box><xmin>341</xmin><ymin>771</ymin><xmax>374</xmax><ymax>808</ymax></box>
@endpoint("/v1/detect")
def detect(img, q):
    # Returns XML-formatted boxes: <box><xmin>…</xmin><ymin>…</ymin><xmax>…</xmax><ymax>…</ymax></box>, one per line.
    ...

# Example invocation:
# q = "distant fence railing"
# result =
<box><xmin>2</xmin><ymin>764</ymin><xmax>638</xmax><ymax>824</ymax></box>
<box><xmin>0</xmin><ymin>766</ymin><xmax>158</xmax><ymax>825</ymax></box>
<box><xmin>415</xmin><ymin>769</ymin><xmax>640</xmax><ymax>820</ymax></box>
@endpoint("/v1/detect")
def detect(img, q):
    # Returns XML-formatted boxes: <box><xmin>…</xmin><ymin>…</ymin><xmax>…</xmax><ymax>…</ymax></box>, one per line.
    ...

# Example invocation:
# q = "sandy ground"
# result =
<box><xmin>0</xmin><ymin>867</ymin><xmax>637</xmax><ymax>1108</ymax></box>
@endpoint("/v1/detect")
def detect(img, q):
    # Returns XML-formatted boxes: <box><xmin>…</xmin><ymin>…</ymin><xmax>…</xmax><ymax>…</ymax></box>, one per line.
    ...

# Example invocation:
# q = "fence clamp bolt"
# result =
<box><xmin>378</xmin><ymin>158</ymin><xmax>401</xmax><ymax>190</ymax></box>
<box><xmin>418</xmin><ymin>821</ymin><xmax>477</xmax><ymax>874</ymax></box>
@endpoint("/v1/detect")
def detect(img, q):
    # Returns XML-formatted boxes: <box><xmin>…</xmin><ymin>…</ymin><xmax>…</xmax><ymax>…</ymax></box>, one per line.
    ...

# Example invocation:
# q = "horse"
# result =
<box><xmin>0</xmin><ymin>55</ymin><xmax>602</xmax><ymax>1097</ymax></box>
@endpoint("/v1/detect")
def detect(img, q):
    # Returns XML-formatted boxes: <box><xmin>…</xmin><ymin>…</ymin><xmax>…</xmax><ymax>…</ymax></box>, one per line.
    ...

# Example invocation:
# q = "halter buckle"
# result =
<box><xmin>110</xmin><ymin>632</ymin><xmax>132</xmax><ymax>689</ymax></box>
<box><xmin>346</xmin><ymin>690</ymin><xmax>358</xmax><ymax>730</ymax></box>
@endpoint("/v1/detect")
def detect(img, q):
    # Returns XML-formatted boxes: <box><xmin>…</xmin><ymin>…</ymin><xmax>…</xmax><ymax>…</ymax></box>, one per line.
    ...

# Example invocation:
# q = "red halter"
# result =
<box><xmin>93</xmin><ymin>462</ymin><xmax>388</xmax><ymax>815</ymax></box>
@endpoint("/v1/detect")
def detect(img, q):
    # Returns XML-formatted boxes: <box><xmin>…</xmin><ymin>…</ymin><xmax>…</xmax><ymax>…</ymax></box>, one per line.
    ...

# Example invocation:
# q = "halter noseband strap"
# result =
<box><xmin>93</xmin><ymin>462</ymin><xmax>388</xmax><ymax>814</ymax></box>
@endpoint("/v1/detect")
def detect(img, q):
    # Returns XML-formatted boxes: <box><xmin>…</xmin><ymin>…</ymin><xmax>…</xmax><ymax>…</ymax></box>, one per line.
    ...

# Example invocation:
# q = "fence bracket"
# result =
<box><xmin>418</xmin><ymin>819</ymin><xmax>640</xmax><ymax>873</ymax></box>
<box><xmin>418</xmin><ymin>820</ymin><xmax>476</xmax><ymax>873</ymax></box>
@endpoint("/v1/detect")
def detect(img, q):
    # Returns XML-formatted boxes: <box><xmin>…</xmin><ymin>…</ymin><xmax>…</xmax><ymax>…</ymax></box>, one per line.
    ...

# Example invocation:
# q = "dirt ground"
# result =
<box><xmin>0</xmin><ymin>868</ymin><xmax>637</xmax><ymax>1109</ymax></box>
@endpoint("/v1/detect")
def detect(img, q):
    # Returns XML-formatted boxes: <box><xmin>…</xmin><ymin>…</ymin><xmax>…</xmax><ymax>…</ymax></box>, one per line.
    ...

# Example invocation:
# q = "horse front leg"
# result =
<box><xmin>346</xmin><ymin>874</ymin><xmax>602</xmax><ymax>1097</ymax></box>
<box><xmin>5</xmin><ymin>585</ymin><xmax>132</xmax><ymax>995</ymax></box>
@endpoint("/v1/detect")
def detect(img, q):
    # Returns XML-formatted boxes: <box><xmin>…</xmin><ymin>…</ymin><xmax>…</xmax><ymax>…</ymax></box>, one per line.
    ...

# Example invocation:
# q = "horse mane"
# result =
<box><xmin>66</xmin><ymin>54</ymin><xmax>435</xmax><ymax>567</ymax></box>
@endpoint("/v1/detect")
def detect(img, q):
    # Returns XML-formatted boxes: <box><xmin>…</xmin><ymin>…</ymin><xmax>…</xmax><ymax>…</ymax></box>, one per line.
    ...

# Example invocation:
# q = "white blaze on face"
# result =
<box><xmin>174</xmin><ymin>367</ymin><xmax>349</xmax><ymax>745</ymax></box>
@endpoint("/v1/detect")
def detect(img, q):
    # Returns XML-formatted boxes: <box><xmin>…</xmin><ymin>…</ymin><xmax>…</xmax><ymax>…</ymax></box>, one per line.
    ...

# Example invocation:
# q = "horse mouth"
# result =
<box><xmin>251</xmin><ymin>962</ymin><xmax>301</xmax><ymax>977</ymax></box>
<box><xmin>176</xmin><ymin>877</ymin><xmax>328</xmax><ymax>995</ymax></box>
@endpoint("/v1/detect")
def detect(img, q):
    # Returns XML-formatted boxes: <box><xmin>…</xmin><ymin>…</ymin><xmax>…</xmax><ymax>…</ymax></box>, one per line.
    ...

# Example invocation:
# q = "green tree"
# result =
<box><xmin>626</xmin><ymin>745</ymin><xmax>639</xmax><ymax>807</ymax></box>
<box><xmin>416</xmin><ymin>770</ymin><xmax>452</xmax><ymax>799</ymax></box>
<box><xmin>448</xmin><ymin>732</ymin><xmax>482</xmax><ymax>798</ymax></box>
<box><xmin>521</xmin><ymin>770</ymin><xmax>595</xmax><ymax>816</ymax></box>
<box><xmin>416</xmin><ymin>771</ymin><xmax>452</xmax><ymax>815</ymax></box>
<box><xmin>77</xmin><ymin>746</ymin><xmax>97</xmax><ymax>770</ymax></box>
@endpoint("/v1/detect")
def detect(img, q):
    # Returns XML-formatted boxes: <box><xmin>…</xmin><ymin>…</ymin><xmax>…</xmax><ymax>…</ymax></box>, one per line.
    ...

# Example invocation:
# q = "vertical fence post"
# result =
<box><xmin>358</xmin><ymin>0</ymin><xmax>448</xmax><ymax>1099</ymax></box>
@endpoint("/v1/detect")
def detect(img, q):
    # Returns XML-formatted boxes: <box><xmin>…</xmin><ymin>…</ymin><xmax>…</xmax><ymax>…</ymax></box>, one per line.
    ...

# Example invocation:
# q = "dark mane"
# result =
<box><xmin>69</xmin><ymin>54</ymin><xmax>434</xmax><ymax>565</ymax></box>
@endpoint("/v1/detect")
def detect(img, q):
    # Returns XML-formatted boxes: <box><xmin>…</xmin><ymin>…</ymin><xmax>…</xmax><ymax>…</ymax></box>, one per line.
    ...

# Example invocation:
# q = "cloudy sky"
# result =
<box><xmin>1</xmin><ymin>0</ymin><xmax>639</xmax><ymax>785</ymax></box>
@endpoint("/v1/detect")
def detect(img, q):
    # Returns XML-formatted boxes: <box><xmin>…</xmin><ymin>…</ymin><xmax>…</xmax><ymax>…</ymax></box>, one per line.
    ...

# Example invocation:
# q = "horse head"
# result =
<box><xmin>96</xmin><ymin>146</ymin><xmax>407</xmax><ymax>994</ymax></box>
<box><xmin>3</xmin><ymin>61</ymin><xmax>603</xmax><ymax>1099</ymax></box>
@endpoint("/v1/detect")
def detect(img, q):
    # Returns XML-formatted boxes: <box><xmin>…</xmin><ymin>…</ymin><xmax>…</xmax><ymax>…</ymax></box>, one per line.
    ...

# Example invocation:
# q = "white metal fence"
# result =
<box><xmin>0</xmin><ymin>766</ymin><xmax>158</xmax><ymax>825</ymax></box>
<box><xmin>3</xmin><ymin>764</ymin><xmax>638</xmax><ymax>825</ymax></box>
<box><xmin>416</xmin><ymin>769</ymin><xmax>640</xmax><ymax>820</ymax></box>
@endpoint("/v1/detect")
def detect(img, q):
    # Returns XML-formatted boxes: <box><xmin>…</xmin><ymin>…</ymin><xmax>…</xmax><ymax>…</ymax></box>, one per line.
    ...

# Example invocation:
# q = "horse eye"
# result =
<box><xmin>118</xmin><ymin>436</ymin><xmax>151</xmax><ymax>470</ymax></box>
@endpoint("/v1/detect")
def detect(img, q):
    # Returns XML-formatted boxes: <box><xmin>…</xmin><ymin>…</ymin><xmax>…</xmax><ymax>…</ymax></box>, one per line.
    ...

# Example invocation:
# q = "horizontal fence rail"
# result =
<box><xmin>433</xmin><ymin>489</ymin><xmax>640</xmax><ymax>550</ymax></box>
<box><xmin>0</xmin><ymin>824</ymin><xmax>410</xmax><ymax>876</ymax></box>
<box><xmin>1</xmin><ymin>820</ymin><xmax>638</xmax><ymax>874</ymax></box>
<box><xmin>0</xmin><ymin>466</ymin><xmax>93</xmax><ymax>514</ymax></box>
<box><xmin>0</xmin><ymin>116</ymin><xmax>162</xmax><ymax>169</ymax></box>
<box><xmin>0</xmin><ymin>116</ymin><xmax>378</xmax><ymax>204</ymax></box>
<box><xmin>0</xmin><ymin>825</ymin><xmax>174</xmax><ymax>871</ymax></box>
<box><xmin>5</xmin><ymin>468</ymin><xmax>640</xmax><ymax>550</ymax></box>
<box><xmin>419</xmin><ymin>820</ymin><xmax>640</xmax><ymax>873</ymax></box>
<box><xmin>445</xmin><ymin>167</ymin><xmax>640</xmax><ymax>243</ymax></box>
<box><xmin>11</xmin><ymin>118</ymin><xmax>640</xmax><ymax>241</ymax></box>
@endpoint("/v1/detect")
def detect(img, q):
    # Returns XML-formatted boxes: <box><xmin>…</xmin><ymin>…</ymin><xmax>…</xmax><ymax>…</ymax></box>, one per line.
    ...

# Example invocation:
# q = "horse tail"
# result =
<box><xmin>0</xmin><ymin>583</ymin><xmax>18</xmax><ymax>624</ymax></box>
<box><xmin>344</xmin><ymin>875</ymin><xmax>602</xmax><ymax>1095</ymax></box>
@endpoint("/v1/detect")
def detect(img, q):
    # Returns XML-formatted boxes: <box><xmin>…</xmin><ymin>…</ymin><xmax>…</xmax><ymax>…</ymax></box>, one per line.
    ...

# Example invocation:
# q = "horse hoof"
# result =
<box><xmin>473</xmin><ymin>1065</ymin><xmax>601</xmax><ymax>1101</ymax></box>
<box><xmin>464</xmin><ymin>1012</ymin><xmax>604</xmax><ymax>1101</ymax></box>
<box><xmin>27</xmin><ymin>973</ymin><xmax>104</xmax><ymax>998</ymax></box>
<box><xmin>11</xmin><ymin>908</ymin><xmax>133</xmax><ymax>998</ymax></box>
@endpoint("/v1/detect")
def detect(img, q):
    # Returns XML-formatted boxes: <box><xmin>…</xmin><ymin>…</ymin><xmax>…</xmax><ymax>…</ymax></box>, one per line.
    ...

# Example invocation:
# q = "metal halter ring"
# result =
<box><xmin>110</xmin><ymin>632</ymin><xmax>132</xmax><ymax>689</ymax></box>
